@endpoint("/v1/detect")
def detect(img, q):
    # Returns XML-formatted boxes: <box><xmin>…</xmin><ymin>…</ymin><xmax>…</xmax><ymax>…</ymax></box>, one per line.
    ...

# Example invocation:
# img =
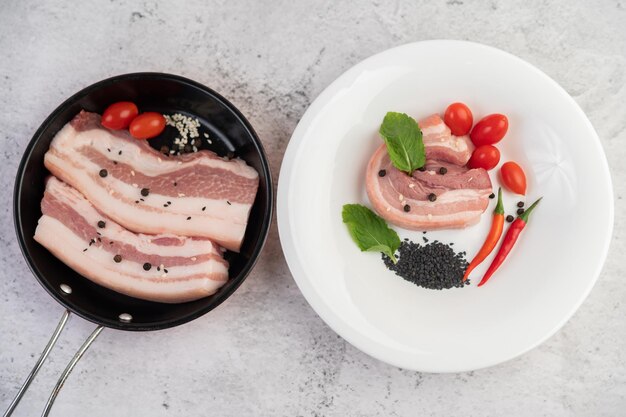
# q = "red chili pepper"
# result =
<box><xmin>477</xmin><ymin>197</ymin><xmax>542</xmax><ymax>287</ymax></box>
<box><xmin>464</xmin><ymin>188</ymin><xmax>504</xmax><ymax>281</ymax></box>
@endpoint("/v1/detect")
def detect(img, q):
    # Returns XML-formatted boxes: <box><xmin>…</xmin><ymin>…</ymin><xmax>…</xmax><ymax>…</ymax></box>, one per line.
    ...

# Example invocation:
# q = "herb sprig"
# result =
<box><xmin>379</xmin><ymin>112</ymin><xmax>425</xmax><ymax>175</ymax></box>
<box><xmin>342</xmin><ymin>204</ymin><xmax>401</xmax><ymax>263</ymax></box>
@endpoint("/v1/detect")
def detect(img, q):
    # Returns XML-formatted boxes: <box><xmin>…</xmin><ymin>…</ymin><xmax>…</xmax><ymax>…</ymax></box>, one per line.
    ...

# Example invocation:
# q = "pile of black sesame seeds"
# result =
<box><xmin>383</xmin><ymin>236</ymin><xmax>470</xmax><ymax>290</ymax></box>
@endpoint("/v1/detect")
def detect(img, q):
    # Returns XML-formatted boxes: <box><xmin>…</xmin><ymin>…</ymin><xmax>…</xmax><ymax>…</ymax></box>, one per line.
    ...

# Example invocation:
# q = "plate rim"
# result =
<box><xmin>277</xmin><ymin>40</ymin><xmax>614</xmax><ymax>372</ymax></box>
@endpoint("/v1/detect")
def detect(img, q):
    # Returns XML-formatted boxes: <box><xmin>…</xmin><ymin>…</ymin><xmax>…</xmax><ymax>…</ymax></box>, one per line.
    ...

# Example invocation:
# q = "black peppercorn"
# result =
<box><xmin>517</xmin><ymin>208</ymin><xmax>525</xmax><ymax>215</ymax></box>
<box><xmin>428</xmin><ymin>193</ymin><xmax>437</xmax><ymax>202</ymax></box>
<box><xmin>97</xmin><ymin>220</ymin><xmax>106</xmax><ymax>228</ymax></box>
<box><xmin>378</xmin><ymin>169</ymin><xmax>386</xmax><ymax>177</ymax></box>
<box><xmin>143</xmin><ymin>262</ymin><xmax>151</xmax><ymax>271</ymax></box>
<box><xmin>99</xmin><ymin>169</ymin><xmax>108</xmax><ymax>178</ymax></box>
<box><xmin>439</xmin><ymin>167</ymin><xmax>447</xmax><ymax>175</ymax></box>
<box><xmin>517</xmin><ymin>201</ymin><xmax>524</xmax><ymax>208</ymax></box>
<box><xmin>506</xmin><ymin>215</ymin><xmax>514</xmax><ymax>223</ymax></box>
<box><xmin>489</xmin><ymin>193</ymin><xmax>495</xmax><ymax>199</ymax></box>
<box><xmin>113</xmin><ymin>254</ymin><xmax>122</xmax><ymax>263</ymax></box>
<box><xmin>403</xmin><ymin>204</ymin><xmax>411</xmax><ymax>212</ymax></box>
<box><xmin>140</xmin><ymin>188</ymin><xmax>150</xmax><ymax>197</ymax></box>
<box><xmin>418</xmin><ymin>166</ymin><xmax>426</xmax><ymax>172</ymax></box>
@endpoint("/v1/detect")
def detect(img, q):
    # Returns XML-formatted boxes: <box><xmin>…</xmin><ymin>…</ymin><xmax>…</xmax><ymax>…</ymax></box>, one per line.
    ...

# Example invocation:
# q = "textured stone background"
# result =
<box><xmin>1</xmin><ymin>1</ymin><xmax>625</xmax><ymax>416</ymax></box>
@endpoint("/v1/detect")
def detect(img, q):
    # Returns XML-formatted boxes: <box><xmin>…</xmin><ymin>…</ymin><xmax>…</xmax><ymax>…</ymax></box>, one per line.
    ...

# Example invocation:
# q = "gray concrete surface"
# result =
<box><xmin>0</xmin><ymin>0</ymin><xmax>624</xmax><ymax>416</ymax></box>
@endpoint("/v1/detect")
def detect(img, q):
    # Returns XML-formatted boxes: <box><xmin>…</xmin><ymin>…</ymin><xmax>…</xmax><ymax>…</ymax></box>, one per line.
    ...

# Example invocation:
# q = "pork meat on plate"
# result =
<box><xmin>35</xmin><ymin>177</ymin><xmax>229</xmax><ymax>303</ymax></box>
<box><xmin>420</xmin><ymin>114</ymin><xmax>474</xmax><ymax>165</ymax></box>
<box><xmin>44</xmin><ymin>111</ymin><xmax>259</xmax><ymax>252</ymax></box>
<box><xmin>366</xmin><ymin>114</ymin><xmax>492</xmax><ymax>230</ymax></box>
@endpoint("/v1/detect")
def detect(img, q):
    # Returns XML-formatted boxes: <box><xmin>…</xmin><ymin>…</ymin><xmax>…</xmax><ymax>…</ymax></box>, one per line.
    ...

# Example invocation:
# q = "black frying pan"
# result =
<box><xmin>6</xmin><ymin>73</ymin><xmax>273</xmax><ymax>416</ymax></box>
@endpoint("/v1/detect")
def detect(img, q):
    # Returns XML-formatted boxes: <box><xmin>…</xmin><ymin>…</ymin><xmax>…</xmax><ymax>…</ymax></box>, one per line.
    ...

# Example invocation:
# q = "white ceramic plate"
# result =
<box><xmin>277</xmin><ymin>40</ymin><xmax>613</xmax><ymax>372</ymax></box>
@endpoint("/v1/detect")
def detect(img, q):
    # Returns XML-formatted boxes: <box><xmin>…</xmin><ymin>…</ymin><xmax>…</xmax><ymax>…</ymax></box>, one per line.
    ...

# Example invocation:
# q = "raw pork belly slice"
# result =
<box><xmin>44</xmin><ymin>111</ymin><xmax>258</xmax><ymax>252</ymax></box>
<box><xmin>366</xmin><ymin>147</ymin><xmax>492</xmax><ymax>230</ymax></box>
<box><xmin>34</xmin><ymin>177</ymin><xmax>229</xmax><ymax>303</ymax></box>
<box><xmin>420</xmin><ymin>114</ymin><xmax>474</xmax><ymax>166</ymax></box>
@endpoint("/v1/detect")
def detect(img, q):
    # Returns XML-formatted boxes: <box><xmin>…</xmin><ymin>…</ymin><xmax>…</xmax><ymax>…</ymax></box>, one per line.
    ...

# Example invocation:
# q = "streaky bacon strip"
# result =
<box><xmin>420</xmin><ymin>114</ymin><xmax>474</xmax><ymax>166</ymax></box>
<box><xmin>44</xmin><ymin>111</ymin><xmax>259</xmax><ymax>252</ymax></box>
<box><xmin>34</xmin><ymin>177</ymin><xmax>229</xmax><ymax>303</ymax></box>
<box><xmin>365</xmin><ymin>113</ymin><xmax>492</xmax><ymax>230</ymax></box>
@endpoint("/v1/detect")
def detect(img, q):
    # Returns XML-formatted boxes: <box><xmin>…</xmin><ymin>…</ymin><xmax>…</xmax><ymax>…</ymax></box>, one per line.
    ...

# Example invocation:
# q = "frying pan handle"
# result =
<box><xmin>2</xmin><ymin>310</ymin><xmax>104</xmax><ymax>417</ymax></box>
<box><xmin>2</xmin><ymin>310</ymin><xmax>70</xmax><ymax>417</ymax></box>
<box><xmin>41</xmin><ymin>324</ymin><xmax>103</xmax><ymax>417</ymax></box>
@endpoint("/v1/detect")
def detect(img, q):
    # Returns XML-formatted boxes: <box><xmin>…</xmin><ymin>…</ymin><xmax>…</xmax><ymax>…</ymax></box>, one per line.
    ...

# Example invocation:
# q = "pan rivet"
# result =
<box><xmin>118</xmin><ymin>313</ymin><xmax>133</xmax><ymax>323</ymax></box>
<box><xmin>60</xmin><ymin>284</ymin><xmax>72</xmax><ymax>294</ymax></box>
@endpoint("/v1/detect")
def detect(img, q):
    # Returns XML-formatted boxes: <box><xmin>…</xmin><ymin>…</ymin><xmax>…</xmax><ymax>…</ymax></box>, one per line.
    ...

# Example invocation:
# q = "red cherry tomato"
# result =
<box><xmin>500</xmin><ymin>161</ymin><xmax>527</xmax><ymax>195</ymax></box>
<box><xmin>467</xmin><ymin>145</ymin><xmax>500</xmax><ymax>170</ymax></box>
<box><xmin>444</xmin><ymin>102</ymin><xmax>473</xmax><ymax>136</ymax></box>
<box><xmin>101</xmin><ymin>102</ymin><xmax>139</xmax><ymax>130</ymax></box>
<box><xmin>470</xmin><ymin>114</ymin><xmax>508</xmax><ymax>146</ymax></box>
<box><xmin>129</xmin><ymin>112</ymin><xmax>166</xmax><ymax>139</ymax></box>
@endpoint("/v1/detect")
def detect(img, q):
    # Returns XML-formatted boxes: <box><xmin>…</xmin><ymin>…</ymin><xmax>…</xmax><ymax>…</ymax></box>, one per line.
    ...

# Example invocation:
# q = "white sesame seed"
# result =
<box><xmin>165</xmin><ymin>113</ymin><xmax>201</xmax><ymax>149</ymax></box>
<box><xmin>192</xmin><ymin>146</ymin><xmax>197</xmax><ymax>152</ymax></box>
<box><xmin>132</xmin><ymin>183</ymin><xmax>138</xmax><ymax>188</ymax></box>
<box><xmin>386</xmin><ymin>207</ymin><xmax>391</xmax><ymax>212</ymax></box>
<box><xmin>468</xmin><ymin>177</ymin><xmax>473</xmax><ymax>182</ymax></box>
<box><xmin>207</xmin><ymin>139</ymin><xmax>212</xmax><ymax>144</ymax></box>
<box><xmin>161</xmin><ymin>273</ymin><xmax>167</xmax><ymax>278</ymax></box>
<box><xmin>130</xmin><ymin>170</ymin><xmax>135</xmax><ymax>176</ymax></box>
<box><xmin>108</xmin><ymin>189</ymin><xmax>114</xmax><ymax>195</ymax></box>
<box><xmin>191</xmin><ymin>257</ymin><xmax>197</xmax><ymax>261</ymax></box>
<box><xmin>203</xmin><ymin>133</ymin><xmax>209</xmax><ymax>138</ymax></box>
<box><xmin>178</xmin><ymin>193</ymin><xmax>185</xmax><ymax>197</ymax></box>
<box><xmin>398</xmin><ymin>194</ymin><xmax>404</xmax><ymax>201</ymax></box>
<box><xmin>157</xmin><ymin>158</ymin><xmax>162</xmax><ymax>163</ymax></box>
<box><xmin>408</xmin><ymin>183</ymin><xmax>415</xmax><ymax>188</ymax></box>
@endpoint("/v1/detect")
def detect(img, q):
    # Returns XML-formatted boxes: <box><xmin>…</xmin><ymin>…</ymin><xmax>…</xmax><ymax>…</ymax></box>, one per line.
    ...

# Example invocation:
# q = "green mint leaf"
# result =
<box><xmin>342</xmin><ymin>204</ymin><xmax>401</xmax><ymax>263</ymax></box>
<box><xmin>379</xmin><ymin>112</ymin><xmax>425</xmax><ymax>175</ymax></box>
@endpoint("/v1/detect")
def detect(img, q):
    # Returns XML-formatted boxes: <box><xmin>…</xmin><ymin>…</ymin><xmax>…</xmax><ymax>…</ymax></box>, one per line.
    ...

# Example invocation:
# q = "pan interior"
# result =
<box><xmin>14</xmin><ymin>73</ymin><xmax>272</xmax><ymax>331</ymax></box>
